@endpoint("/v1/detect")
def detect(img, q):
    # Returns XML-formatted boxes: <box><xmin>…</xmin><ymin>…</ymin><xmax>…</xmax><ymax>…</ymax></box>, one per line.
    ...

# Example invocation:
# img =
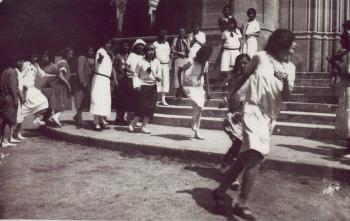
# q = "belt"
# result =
<box><xmin>223</xmin><ymin>47</ymin><xmax>240</xmax><ymax>50</ymax></box>
<box><xmin>160</xmin><ymin>62</ymin><xmax>170</xmax><ymax>65</ymax></box>
<box><xmin>95</xmin><ymin>72</ymin><xmax>111</xmax><ymax>79</ymax></box>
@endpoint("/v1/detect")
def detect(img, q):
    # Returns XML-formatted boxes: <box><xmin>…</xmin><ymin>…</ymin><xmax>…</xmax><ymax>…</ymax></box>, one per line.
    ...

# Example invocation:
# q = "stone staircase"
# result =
<box><xmin>151</xmin><ymin>72</ymin><xmax>340</xmax><ymax>140</ymax></box>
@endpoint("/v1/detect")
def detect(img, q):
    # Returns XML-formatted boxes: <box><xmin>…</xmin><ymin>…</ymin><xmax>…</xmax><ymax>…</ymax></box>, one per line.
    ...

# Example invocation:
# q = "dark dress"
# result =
<box><xmin>74</xmin><ymin>55</ymin><xmax>94</xmax><ymax>111</ymax></box>
<box><xmin>0</xmin><ymin>68</ymin><xmax>19</xmax><ymax>124</ymax></box>
<box><xmin>114</xmin><ymin>53</ymin><xmax>138</xmax><ymax>114</ymax></box>
<box><xmin>45</xmin><ymin>60</ymin><xmax>72</xmax><ymax>112</ymax></box>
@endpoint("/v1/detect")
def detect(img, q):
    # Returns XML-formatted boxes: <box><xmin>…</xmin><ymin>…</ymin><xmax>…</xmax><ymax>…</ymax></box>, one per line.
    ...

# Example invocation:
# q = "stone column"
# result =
<box><xmin>263</xmin><ymin>0</ymin><xmax>279</xmax><ymax>31</ymax></box>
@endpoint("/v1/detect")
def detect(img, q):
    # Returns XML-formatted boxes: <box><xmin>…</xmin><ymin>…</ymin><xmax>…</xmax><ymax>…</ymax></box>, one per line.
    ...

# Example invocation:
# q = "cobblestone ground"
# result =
<box><xmin>0</xmin><ymin>132</ymin><xmax>349</xmax><ymax>221</ymax></box>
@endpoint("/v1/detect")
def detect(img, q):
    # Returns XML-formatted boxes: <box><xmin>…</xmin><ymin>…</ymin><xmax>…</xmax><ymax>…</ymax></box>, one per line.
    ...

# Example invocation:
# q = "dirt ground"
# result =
<box><xmin>0</xmin><ymin>132</ymin><xmax>349</xmax><ymax>221</ymax></box>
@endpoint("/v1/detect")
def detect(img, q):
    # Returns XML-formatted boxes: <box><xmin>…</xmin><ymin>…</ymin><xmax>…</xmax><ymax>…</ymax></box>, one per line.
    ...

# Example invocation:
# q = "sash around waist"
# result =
<box><xmin>95</xmin><ymin>72</ymin><xmax>111</xmax><ymax>79</ymax></box>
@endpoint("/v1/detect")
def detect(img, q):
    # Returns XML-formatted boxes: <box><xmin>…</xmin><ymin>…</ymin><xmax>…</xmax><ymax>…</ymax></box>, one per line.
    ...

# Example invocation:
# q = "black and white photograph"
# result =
<box><xmin>0</xmin><ymin>0</ymin><xmax>349</xmax><ymax>220</ymax></box>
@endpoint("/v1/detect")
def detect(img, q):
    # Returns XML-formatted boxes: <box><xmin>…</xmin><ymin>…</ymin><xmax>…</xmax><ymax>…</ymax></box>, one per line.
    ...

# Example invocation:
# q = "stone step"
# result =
<box><xmin>152</xmin><ymin>113</ymin><xmax>336</xmax><ymax>140</ymax></box>
<box><xmin>209</xmin><ymin>79</ymin><xmax>333</xmax><ymax>91</ymax></box>
<box><xmin>165</xmin><ymin>97</ymin><xmax>338</xmax><ymax>112</ymax></box>
<box><xmin>155</xmin><ymin>105</ymin><xmax>335</xmax><ymax>125</ymax></box>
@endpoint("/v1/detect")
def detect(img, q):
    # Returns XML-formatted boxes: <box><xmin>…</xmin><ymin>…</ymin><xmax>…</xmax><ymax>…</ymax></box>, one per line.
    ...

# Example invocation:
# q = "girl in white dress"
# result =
<box><xmin>153</xmin><ymin>29</ymin><xmax>171</xmax><ymax>105</ymax></box>
<box><xmin>177</xmin><ymin>45</ymin><xmax>213</xmax><ymax>140</ymax></box>
<box><xmin>188</xmin><ymin>23</ymin><xmax>206</xmax><ymax>58</ymax></box>
<box><xmin>213</xmin><ymin>29</ymin><xmax>297</xmax><ymax>220</ymax></box>
<box><xmin>220</xmin><ymin>18</ymin><xmax>242</xmax><ymax>77</ymax></box>
<box><xmin>242</xmin><ymin>8</ymin><xmax>261</xmax><ymax>58</ymax></box>
<box><xmin>90</xmin><ymin>40</ymin><xmax>113</xmax><ymax>131</ymax></box>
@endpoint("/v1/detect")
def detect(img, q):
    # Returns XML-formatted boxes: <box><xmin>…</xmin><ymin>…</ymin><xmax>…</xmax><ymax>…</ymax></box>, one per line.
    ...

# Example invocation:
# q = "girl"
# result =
<box><xmin>129</xmin><ymin>44</ymin><xmax>162</xmax><ymax>134</ymax></box>
<box><xmin>334</xmin><ymin>21</ymin><xmax>350</xmax><ymax>158</ymax></box>
<box><xmin>212</xmin><ymin>29</ymin><xmax>297</xmax><ymax>220</ymax></box>
<box><xmin>218</xmin><ymin>5</ymin><xmax>237</xmax><ymax>33</ymax></box>
<box><xmin>220</xmin><ymin>18</ymin><xmax>242</xmax><ymax>79</ymax></box>
<box><xmin>218</xmin><ymin>54</ymin><xmax>251</xmax><ymax>177</ymax></box>
<box><xmin>172</xmin><ymin>27</ymin><xmax>190</xmax><ymax>98</ymax></box>
<box><xmin>242</xmin><ymin>8</ymin><xmax>261</xmax><ymax>57</ymax></box>
<box><xmin>153</xmin><ymin>29</ymin><xmax>171</xmax><ymax>106</ymax></box>
<box><xmin>113</xmin><ymin>41</ymin><xmax>131</xmax><ymax>125</ymax></box>
<box><xmin>188</xmin><ymin>23</ymin><xmax>206</xmax><ymax>58</ymax></box>
<box><xmin>90</xmin><ymin>40</ymin><xmax>113</xmax><ymax>131</ymax></box>
<box><xmin>48</xmin><ymin>47</ymin><xmax>74</xmax><ymax>127</ymax></box>
<box><xmin>74</xmin><ymin>46</ymin><xmax>95</xmax><ymax>128</ymax></box>
<box><xmin>178</xmin><ymin>45</ymin><xmax>213</xmax><ymax>140</ymax></box>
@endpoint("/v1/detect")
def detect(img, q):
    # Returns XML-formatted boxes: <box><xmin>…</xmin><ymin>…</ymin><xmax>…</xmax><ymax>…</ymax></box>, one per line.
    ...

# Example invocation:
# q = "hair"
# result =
<box><xmin>247</xmin><ymin>8</ymin><xmax>256</xmax><ymax>17</ymax></box>
<box><xmin>144</xmin><ymin>43</ymin><xmax>156</xmax><ymax>60</ymax></box>
<box><xmin>265</xmin><ymin>29</ymin><xmax>295</xmax><ymax>55</ymax></box>
<box><xmin>232</xmin><ymin>54</ymin><xmax>251</xmax><ymax>73</ymax></box>
<box><xmin>61</xmin><ymin>47</ymin><xmax>73</xmax><ymax>58</ymax></box>
<box><xmin>195</xmin><ymin>45</ymin><xmax>213</xmax><ymax>64</ymax></box>
<box><xmin>227</xmin><ymin>18</ymin><xmax>237</xmax><ymax>31</ymax></box>
<box><xmin>222</xmin><ymin>5</ymin><xmax>231</xmax><ymax>13</ymax></box>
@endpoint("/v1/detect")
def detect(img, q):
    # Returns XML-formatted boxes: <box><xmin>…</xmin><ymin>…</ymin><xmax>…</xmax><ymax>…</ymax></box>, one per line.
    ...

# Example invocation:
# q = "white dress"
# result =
<box><xmin>90</xmin><ymin>48</ymin><xmax>113</xmax><ymax>117</ymax></box>
<box><xmin>21</xmin><ymin>62</ymin><xmax>49</xmax><ymax>118</ymax></box>
<box><xmin>153</xmin><ymin>41</ymin><xmax>171</xmax><ymax>93</ymax></box>
<box><xmin>242</xmin><ymin>51</ymin><xmax>295</xmax><ymax>156</ymax></box>
<box><xmin>188</xmin><ymin>31</ymin><xmax>206</xmax><ymax>58</ymax></box>
<box><xmin>181</xmin><ymin>58</ymin><xmax>206</xmax><ymax>108</ymax></box>
<box><xmin>242</xmin><ymin>19</ymin><xmax>260</xmax><ymax>57</ymax></box>
<box><xmin>221</xmin><ymin>29</ymin><xmax>242</xmax><ymax>72</ymax></box>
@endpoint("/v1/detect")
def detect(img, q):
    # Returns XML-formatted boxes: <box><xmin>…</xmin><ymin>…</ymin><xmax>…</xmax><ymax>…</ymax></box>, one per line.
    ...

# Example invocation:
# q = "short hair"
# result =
<box><xmin>144</xmin><ymin>43</ymin><xmax>156</xmax><ymax>59</ymax></box>
<box><xmin>247</xmin><ymin>8</ymin><xmax>256</xmax><ymax>17</ymax></box>
<box><xmin>265</xmin><ymin>29</ymin><xmax>295</xmax><ymax>55</ymax></box>
<box><xmin>195</xmin><ymin>45</ymin><xmax>213</xmax><ymax>64</ymax></box>
<box><xmin>222</xmin><ymin>5</ymin><xmax>231</xmax><ymax>13</ymax></box>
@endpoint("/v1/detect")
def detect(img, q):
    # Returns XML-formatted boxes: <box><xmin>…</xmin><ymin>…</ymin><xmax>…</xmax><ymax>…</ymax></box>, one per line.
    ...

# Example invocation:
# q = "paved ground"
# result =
<box><xmin>41</xmin><ymin>111</ymin><xmax>350</xmax><ymax>180</ymax></box>
<box><xmin>0</xmin><ymin>134</ymin><xmax>349</xmax><ymax>221</ymax></box>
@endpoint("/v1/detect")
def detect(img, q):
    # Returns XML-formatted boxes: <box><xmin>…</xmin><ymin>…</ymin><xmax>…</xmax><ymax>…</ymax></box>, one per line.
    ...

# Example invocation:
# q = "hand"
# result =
<box><xmin>274</xmin><ymin>71</ymin><xmax>288</xmax><ymax>82</ymax></box>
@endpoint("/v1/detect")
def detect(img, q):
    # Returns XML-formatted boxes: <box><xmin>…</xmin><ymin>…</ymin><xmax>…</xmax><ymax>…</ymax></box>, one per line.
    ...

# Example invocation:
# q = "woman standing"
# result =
<box><xmin>153</xmin><ymin>29</ymin><xmax>171</xmax><ymax>106</ymax></box>
<box><xmin>220</xmin><ymin>18</ymin><xmax>242</xmax><ymax>79</ymax></box>
<box><xmin>113</xmin><ymin>41</ymin><xmax>131</xmax><ymax>125</ymax></box>
<box><xmin>0</xmin><ymin>58</ymin><xmax>23</xmax><ymax>147</ymax></box>
<box><xmin>74</xmin><ymin>46</ymin><xmax>95</xmax><ymax>128</ymax></box>
<box><xmin>129</xmin><ymin>44</ymin><xmax>162</xmax><ymax>134</ymax></box>
<box><xmin>90</xmin><ymin>39</ymin><xmax>113</xmax><ymax>131</ymax></box>
<box><xmin>334</xmin><ymin>22</ymin><xmax>350</xmax><ymax>158</ymax></box>
<box><xmin>212</xmin><ymin>29</ymin><xmax>297</xmax><ymax>220</ymax></box>
<box><xmin>242</xmin><ymin>8</ymin><xmax>261</xmax><ymax>57</ymax></box>
<box><xmin>46</xmin><ymin>47</ymin><xmax>74</xmax><ymax>127</ymax></box>
<box><xmin>172</xmin><ymin>27</ymin><xmax>190</xmax><ymax>98</ymax></box>
<box><xmin>177</xmin><ymin>45</ymin><xmax>213</xmax><ymax>140</ymax></box>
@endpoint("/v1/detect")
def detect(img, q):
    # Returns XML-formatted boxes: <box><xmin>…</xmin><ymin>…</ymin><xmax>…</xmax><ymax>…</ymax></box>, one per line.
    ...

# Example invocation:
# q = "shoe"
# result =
<box><xmin>1</xmin><ymin>141</ymin><xmax>17</xmax><ymax>148</ymax></box>
<box><xmin>10</xmin><ymin>137</ymin><xmax>21</xmax><ymax>143</ymax></box>
<box><xmin>140</xmin><ymin>127</ymin><xmax>151</xmax><ymax>134</ymax></box>
<box><xmin>128</xmin><ymin>122</ymin><xmax>136</xmax><ymax>132</ymax></box>
<box><xmin>159</xmin><ymin>101</ymin><xmax>169</xmax><ymax>106</ymax></box>
<box><xmin>212</xmin><ymin>189</ymin><xmax>225</xmax><ymax>214</ymax></box>
<box><xmin>50</xmin><ymin>116</ymin><xmax>62</xmax><ymax>127</ymax></box>
<box><xmin>16</xmin><ymin>133</ymin><xmax>26</xmax><ymax>140</ymax></box>
<box><xmin>103</xmin><ymin>119</ymin><xmax>110</xmax><ymax>125</ymax></box>
<box><xmin>232</xmin><ymin>204</ymin><xmax>256</xmax><ymax>221</ymax></box>
<box><xmin>194</xmin><ymin>132</ymin><xmax>204</xmax><ymax>140</ymax></box>
<box><xmin>99</xmin><ymin>123</ymin><xmax>110</xmax><ymax>130</ymax></box>
<box><xmin>33</xmin><ymin>117</ymin><xmax>46</xmax><ymax>126</ymax></box>
<box><xmin>93</xmin><ymin>124</ymin><xmax>102</xmax><ymax>131</ymax></box>
<box><xmin>115</xmin><ymin>119</ymin><xmax>128</xmax><ymax>126</ymax></box>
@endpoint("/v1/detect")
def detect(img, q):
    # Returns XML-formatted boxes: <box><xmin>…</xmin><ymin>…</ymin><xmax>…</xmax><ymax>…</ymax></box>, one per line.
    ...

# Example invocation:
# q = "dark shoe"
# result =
<box><xmin>212</xmin><ymin>189</ymin><xmax>225</xmax><ymax>214</ymax></box>
<box><xmin>115</xmin><ymin>119</ymin><xmax>128</xmax><ymax>126</ymax></box>
<box><xmin>93</xmin><ymin>124</ymin><xmax>102</xmax><ymax>131</ymax></box>
<box><xmin>233</xmin><ymin>204</ymin><xmax>256</xmax><ymax>221</ymax></box>
<box><xmin>100</xmin><ymin>123</ymin><xmax>110</xmax><ymax>130</ymax></box>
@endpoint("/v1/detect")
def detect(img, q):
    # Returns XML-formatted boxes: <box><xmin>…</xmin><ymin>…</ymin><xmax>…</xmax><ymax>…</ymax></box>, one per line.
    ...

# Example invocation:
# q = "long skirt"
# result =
<box><xmin>241</xmin><ymin>103</ymin><xmax>276</xmax><ymax>156</ymax></box>
<box><xmin>22</xmin><ymin>87</ymin><xmax>49</xmax><ymax>118</ymax></box>
<box><xmin>157</xmin><ymin>64</ymin><xmax>170</xmax><ymax>93</ymax></box>
<box><xmin>173</xmin><ymin>58</ymin><xmax>187</xmax><ymax>89</ymax></box>
<box><xmin>183</xmin><ymin>86</ymin><xmax>205</xmax><ymax>108</ymax></box>
<box><xmin>0</xmin><ymin>95</ymin><xmax>18</xmax><ymax>124</ymax></box>
<box><xmin>74</xmin><ymin>85</ymin><xmax>90</xmax><ymax>111</ymax></box>
<box><xmin>90</xmin><ymin>75</ymin><xmax>111</xmax><ymax>117</ymax></box>
<box><xmin>135</xmin><ymin>84</ymin><xmax>157</xmax><ymax>118</ymax></box>
<box><xmin>242</xmin><ymin>36</ymin><xmax>258</xmax><ymax>58</ymax></box>
<box><xmin>114</xmin><ymin>78</ymin><xmax>138</xmax><ymax>112</ymax></box>
<box><xmin>221</xmin><ymin>49</ymin><xmax>240</xmax><ymax>72</ymax></box>
<box><xmin>335</xmin><ymin>85</ymin><xmax>350</xmax><ymax>138</ymax></box>
<box><xmin>49</xmin><ymin>81</ymin><xmax>72</xmax><ymax>112</ymax></box>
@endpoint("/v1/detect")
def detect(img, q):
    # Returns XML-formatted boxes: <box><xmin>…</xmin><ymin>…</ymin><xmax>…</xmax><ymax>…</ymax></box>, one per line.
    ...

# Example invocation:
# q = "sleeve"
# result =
<box><xmin>221</xmin><ymin>31</ymin><xmax>226</xmax><ymax>40</ymax></box>
<box><xmin>287</xmin><ymin>63</ymin><xmax>296</xmax><ymax>90</ymax></box>
<box><xmin>77</xmin><ymin>56</ymin><xmax>87</xmax><ymax>84</ymax></box>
